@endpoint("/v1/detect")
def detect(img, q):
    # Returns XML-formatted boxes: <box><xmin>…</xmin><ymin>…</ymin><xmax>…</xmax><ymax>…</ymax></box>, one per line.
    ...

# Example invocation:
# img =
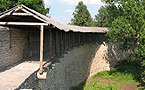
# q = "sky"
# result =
<box><xmin>43</xmin><ymin>0</ymin><xmax>104</xmax><ymax>24</ymax></box>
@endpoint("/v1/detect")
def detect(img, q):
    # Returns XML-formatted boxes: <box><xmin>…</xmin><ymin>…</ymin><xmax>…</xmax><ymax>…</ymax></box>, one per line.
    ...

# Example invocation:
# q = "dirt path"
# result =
<box><xmin>0</xmin><ymin>61</ymin><xmax>39</xmax><ymax>90</ymax></box>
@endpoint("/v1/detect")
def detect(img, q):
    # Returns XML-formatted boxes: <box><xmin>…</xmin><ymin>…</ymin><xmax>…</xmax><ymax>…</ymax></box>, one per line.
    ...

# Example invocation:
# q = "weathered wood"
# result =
<box><xmin>70</xmin><ymin>32</ymin><xmax>73</xmax><ymax>47</ymax></box>
<box><xmin>65</xmin><ymin>32</ymin><xmax>69</xmax><ymax>49</ymax></box>
<box><xmin>49</xmin><ymin>28</ymin><xmax>52</xmax><ymax>59</ymax></box>
<box><xmin>78</xmin><ymin>33</ymin><xmax>81</xmax><ymax>44</ymax></box>
<box><xmin>83</xmin><ymin>33</ymin><xmax>85</xmax><ymax>43</ymax></box>
<box><xmin>73</xmin><ymin>33</ymin><xmax>76</xmax><ymax>46</ymax></box>
<box><xmin>39</xmin><ymin>25</ymin><xmax>44</xmax><ymax>74</ymax></box>
<box><xmin>11</xmin><ymin>13</ymin><xmax>33</xmax><ymax>16</ymax></box>
<box><xmin>69</xmin><ymin>32</ymin><xmax>72</xmax><ymax>48</ymax></box>
<box><xmin>76</xmin><ymin>33</ymin><xmax>80</xmax><ymax>45</ymax></box>
<box><xmin>51</xmin><ymin>30</ymin><xmax>56</xmax><ymax>58</ymax></box>
<box><xmin>0</xmin><ymin>10</ymin><xmax>13</xmax><ymax>19</ymax></box>
<box><xmin>54</xmin><ymin>30</ymin><xmax>57</xmax><ymax>57</ymax></box>
<box><xmin>55</xmin><ymin>30</ymin><xmax>61</xmax><ymax>55</ymax></box>
<box><xmin>72</xmin><ymin>32</ymin><xmax>74</xmax><ymax>46</ymax></box>
<box><xmin>80</xmin><ymin>33</ymin><xmax>83</xmax><ymax>44</ymax></box>
<box><xmin>0</xmin><ymin>22</ymin><xmax>48</xmax><ymax>26</ymax></box>
<box><xmin>63</xmin><ymin>31</ymin><xmax>66</xmax><ymax>52</ymax></box>
<box><xmin>21</xmin><ymin>8</ymin><xmax>48</xmax><ymax>23</ymax></box>
<box><xmin>60</xmin><ymin>31</ymin><xmax>64</xmax><ymax>54</ymax></box>
<box><xmin>43</xmin><ymin>61</ymin><xmax>52</xmax><ymax>68</ymax></box>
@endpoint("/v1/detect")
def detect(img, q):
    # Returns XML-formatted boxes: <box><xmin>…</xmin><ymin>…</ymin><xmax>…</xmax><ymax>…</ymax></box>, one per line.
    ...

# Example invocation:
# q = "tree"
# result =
<box><xmin>95</xmin><ymin>0</ymin><xmax>145</xmax><ymax>82</ymax></box>
<box><xmin>70</xmin><ymin>1</ymin><xmax>93</xmax><ymax>26</ymax></box>
<box><xmin>18</xmin><ymin>0</ymin><xmax>49</xmax><ymax>15</ymax></box>
<box><xmin>0</xmin><ymin>0</ymin><xmax>49</xmax><ymax>15</ymax></box>
<box><xmin>94</xmin><ymin>5</ymin><xmax>121</xmax><ymax>27</ymax></box>
<box><xmin>102</xmin><ymin>0</ymin><xmax>145</xmax><ymax>74</ymax></box>
<box><xmin>0</xmin><ymin>0</ymin><xmax>16</xmax><ymax>13</ymax></box>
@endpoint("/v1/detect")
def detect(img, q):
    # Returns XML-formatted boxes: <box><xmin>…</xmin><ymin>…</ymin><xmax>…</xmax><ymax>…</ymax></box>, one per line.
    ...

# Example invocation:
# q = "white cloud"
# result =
<box><xmin>43</xmin><ymin>0</ymin><xmax>51</xmax><ymax>5</ymax></box>
<box><xmin>59</xmin><ymin>0</ymin><xmax>103</xmax><ymax>5</ymax></box>
<box><xmin>52</xmin><ymin>16</ymin><xmax>72</xmax><ymax>24</ymax></box>
<box><xmin>64</xmin><ymin>9</ymin><xmax>73</xmax><ymax>13</ymax></box>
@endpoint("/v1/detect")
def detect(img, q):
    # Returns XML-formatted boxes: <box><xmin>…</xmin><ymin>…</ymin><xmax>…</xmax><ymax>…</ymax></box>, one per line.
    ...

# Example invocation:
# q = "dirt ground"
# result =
<box><xmin>87</xmin><ymin>76</ymin><xmax>144</xmax><ymax>90</ymax></box>
<box><xmin>0</xmin><ymin>61</ymin><xmax>39</xmax><ymax>90</ymax></box>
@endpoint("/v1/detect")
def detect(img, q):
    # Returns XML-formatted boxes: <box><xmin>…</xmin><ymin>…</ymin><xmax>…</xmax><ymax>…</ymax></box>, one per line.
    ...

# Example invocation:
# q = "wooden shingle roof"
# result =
<box><xmin>0</xmin><ymin>4</ymin><xmax>109</xmax><ymax>33</ymax></box>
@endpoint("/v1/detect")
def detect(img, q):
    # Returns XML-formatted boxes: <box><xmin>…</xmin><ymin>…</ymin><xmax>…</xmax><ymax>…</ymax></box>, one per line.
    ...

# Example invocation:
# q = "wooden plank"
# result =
<box><xmin>49</xmin><ymin>28</ymin><xmax>52</xmax><ymax>59</ymax></box>
<box><xmin>65</xmin><ymin>32</ymin><xmax>68</xmax><ymax>49</ymax></box>
<box><xmin>0</xmin><ymin>10</ymin><xmax>14</xmax><ymax>19</ymax></box>
<box><xmin>60</xmin><ymin>31</ymin><xmax>62</xmax><ymax>53</ymax></box>
<box><xmin>0</xmin><ymin>22</ymin><xmax>48</xmax><ymax>26</ymax></box>
<box><xmin>69</xmin><ymin>32</ymin><xmax>72</xmax><ymax>48</ymax></box>
<box><xmin>78</xmin><ymin>33</ymin><xmax>81</xmax><ymax>44</ymax></box>
<box><xmin>54</xmin><ymin>30</ymin><xmax>57</xmax><ymax>57</ymax></box>
<box><xmin>39</xmin><ymin>25</ymin><xmax>44</xmax><ymax>74</ymax></box>
<box><xmin>71</xmin><ymin>32</ymin><xmax>74</xmax><ymax>47</ymax></box>
<box><xmin>11</xmin><ymin>13</ymin><xmax>33</xmax><ymax>16</ymax></box>
<box><xmin>51</xmin><ymin>30</ymin><xmax>55</xmax><ymax>58</ymax></box>
<box><xmin>62</xmin><ymin>31</ymin><xmax>65</xmax><ymax>53</ymax></box>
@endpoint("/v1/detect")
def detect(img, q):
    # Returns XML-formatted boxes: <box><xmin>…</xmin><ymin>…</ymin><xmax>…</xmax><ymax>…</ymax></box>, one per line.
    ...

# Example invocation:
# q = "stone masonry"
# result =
<box><xmin>0</xmin><ymin>26</ymin><xmax>49</xmax><ymax>69</ymax></box>
<box><xmin>18</xmin><ymin>43</ymin><xmax>130</xmax><ymax>90</ymax></box>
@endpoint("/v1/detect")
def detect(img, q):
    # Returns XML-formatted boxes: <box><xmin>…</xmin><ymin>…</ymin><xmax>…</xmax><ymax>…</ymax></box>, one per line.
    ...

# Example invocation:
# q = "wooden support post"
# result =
<box><xmin>39</xmin><ymin>25</ymin><xmax>44</xmax><ymax>74</ymax></box>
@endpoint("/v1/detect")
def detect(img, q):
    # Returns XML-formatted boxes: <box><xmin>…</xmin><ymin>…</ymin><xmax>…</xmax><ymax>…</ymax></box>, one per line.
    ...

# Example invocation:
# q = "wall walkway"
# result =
<box><xmin>0</xmin><ymin>61</ymin><xmax>39</xmax><ymax>90</ymax></box>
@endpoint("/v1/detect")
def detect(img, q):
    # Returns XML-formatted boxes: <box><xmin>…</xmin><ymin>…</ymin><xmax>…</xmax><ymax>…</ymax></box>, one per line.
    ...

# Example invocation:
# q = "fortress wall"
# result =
<box><xmin>18</xmin><ymin>42</ymin><xmax>131</xmax><ymax>90</ymax></box>
<box><xmin>0</xmin><ymin>26</ymin><xmax>130</xmax><ymax>90</ymax></box>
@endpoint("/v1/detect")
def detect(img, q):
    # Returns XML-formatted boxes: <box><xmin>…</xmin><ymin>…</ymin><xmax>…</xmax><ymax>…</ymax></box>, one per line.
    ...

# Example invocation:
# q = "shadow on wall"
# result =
<box><xmin>18</xmin><ymin>43</ymin><xmax>100</xmax><ymax>90</ymax></box>
<box><xmin>89</xmin><ymin>43</ymin><xmax>131</xmax><ymax>77</ymax></box>
<box><xmin>38</xmin><ymin>43</ymin><xmax>130</xmax><ymax>90</ymax></box>
<box><xmin>18</xmin><ymin>42</ymin><xmax>131</xmax><ymax>90</ymax></box>
<box><xmin>35</xmin><ymin>43</ymin><xmax>99</xmax><ymax>90</ymax></box>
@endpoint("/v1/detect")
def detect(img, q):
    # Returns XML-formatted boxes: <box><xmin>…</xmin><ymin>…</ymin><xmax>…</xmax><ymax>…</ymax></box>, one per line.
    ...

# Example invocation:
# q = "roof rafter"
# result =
<box><xmin>11</xmin><ymin>13</ymin><xmax>33</xmax><ymax>16</ymax></box>
<box><xmin>0</xmin><ymin>22</ymin><xmax>48</xmax><ymax>26</ymax></box>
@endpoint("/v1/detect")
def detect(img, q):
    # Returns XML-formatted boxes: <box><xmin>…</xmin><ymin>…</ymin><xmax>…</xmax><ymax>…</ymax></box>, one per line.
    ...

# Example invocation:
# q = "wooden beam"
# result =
<box><xmin>21</xmin><ymin>8</ymin><xmax>48</xmax><ymax>23</ymax></box>
<box><xmin>0</xmin><ymin>11</ymin><xmax>13</xmax><ymax>19</ymax></box>
<box><xmin>11</xmin><ymin>13</ymin><xmax>33</xmax><ymax>16</ymax></box>
<box><xmin>0</xmin><ymin>22</ymin><xmax>48</xmax><ymax>26</ymax></box>
<box><xmin>39</xmin><ymin>25</ymin><xmax>44</xmax><ymax>74</ymax></box>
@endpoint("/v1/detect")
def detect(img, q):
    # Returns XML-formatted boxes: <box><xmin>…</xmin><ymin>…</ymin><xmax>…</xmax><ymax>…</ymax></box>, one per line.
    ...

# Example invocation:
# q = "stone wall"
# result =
<box><xmin>89</xmin><ymin>43</ymin><xmax>131</xmax><ymax>77</ymax></box>
<box><xmin>39</xmin><ymin>44</ymin><xmax>98</xmax><ymax>90</ymax></box>
<box><xmin>0</xmin><ymin>26</ymin><xmax>49</xmax><ymax>69</ymax></box>
<box><xmin>18</xmin><ymin>43</ymin><xmax>98</xmax><ymax>90</ymax></box>
<box><xmin>0</xmin><ymin>26</ymin><xmax>131</xmax><ymax>90</ymax></box>
<box><xmin>0</xmin><ymin>27</ymin><xmax>27</xmax><ymax>68</ymax></box>
<box><xmin>18</xmin><ymin>43</ymin><xmax>131</xmax><ymax>90</ymax></box>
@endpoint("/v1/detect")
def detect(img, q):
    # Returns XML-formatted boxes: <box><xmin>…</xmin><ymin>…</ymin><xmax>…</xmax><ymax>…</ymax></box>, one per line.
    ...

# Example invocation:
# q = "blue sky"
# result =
<box><xmin>44</xmin><ymin>0</ymin><xmax>104</xmax><ymax>24</ymax></box>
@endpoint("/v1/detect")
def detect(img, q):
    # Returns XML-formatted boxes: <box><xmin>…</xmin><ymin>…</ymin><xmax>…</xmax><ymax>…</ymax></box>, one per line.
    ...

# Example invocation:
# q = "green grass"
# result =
<box><xmin>71</xmin><ymin>60</ymin><xmax>145</xmax><ymax>90</ymax></box>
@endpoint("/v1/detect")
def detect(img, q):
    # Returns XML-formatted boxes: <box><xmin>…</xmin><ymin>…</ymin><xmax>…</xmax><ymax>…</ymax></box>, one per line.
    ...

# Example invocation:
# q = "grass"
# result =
<box><xmin>71</xmin><ymin>60</ymin><xmax>145</xmax><ymax>90</ymax></box>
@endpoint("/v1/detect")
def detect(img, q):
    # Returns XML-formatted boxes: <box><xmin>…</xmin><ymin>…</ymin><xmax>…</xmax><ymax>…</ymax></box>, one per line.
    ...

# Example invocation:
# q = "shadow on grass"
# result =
<box><xmin>71</xmin><ymin>60</ymin><xmax>145</xmax><ymax>90</ymax></box>
<box><xmin>112</xmin><ymin>60</ymin><xmax>143</xmax><ymax>83</ymax></box>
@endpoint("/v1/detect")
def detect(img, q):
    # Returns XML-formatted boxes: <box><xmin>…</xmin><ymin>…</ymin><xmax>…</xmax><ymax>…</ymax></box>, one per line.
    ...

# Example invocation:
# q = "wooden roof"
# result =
<box><xmin>0</xmin><ymin>4</ymin><xmax>109</xmax><ymax>33</ymax></box>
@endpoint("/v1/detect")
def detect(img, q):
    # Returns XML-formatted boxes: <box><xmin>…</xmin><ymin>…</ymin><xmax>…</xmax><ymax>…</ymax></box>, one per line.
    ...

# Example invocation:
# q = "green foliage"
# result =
<box><xmin>18</xmin><ymin>0</ymin><xmax>49</xmax><ymax>15</ymax></box>
<box><xmin>107</xmin><ymin>17</ymin><xmax>136</xmax><ymax>50</ymax></box>
<box><xmin>99</xmin><ymin>0</ymin><xmax>145</xmax><ymax>63</ymax></box>
<box><xmin>70</xmin><ymin>1</ymin><xmax>93</xmax><ymax>26</ymax></box>
<box><xmin>0</xmin><ymin>0</ymin><xmax>49</xmax><ymax>15</ymax></box>
<box><xmin>0</xmin><ymin>0</ymin><xmax>16</xmax><ymax>12</ymax></box>
<box><xmin>94</xmin><ymin>5</ymin><xmax>121</xmax><ymax>27</ymax></box>
<box><xmin>136</xmin><ymin>88</ymin><xmax>145</xmax><ymax>90</ymax></box>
